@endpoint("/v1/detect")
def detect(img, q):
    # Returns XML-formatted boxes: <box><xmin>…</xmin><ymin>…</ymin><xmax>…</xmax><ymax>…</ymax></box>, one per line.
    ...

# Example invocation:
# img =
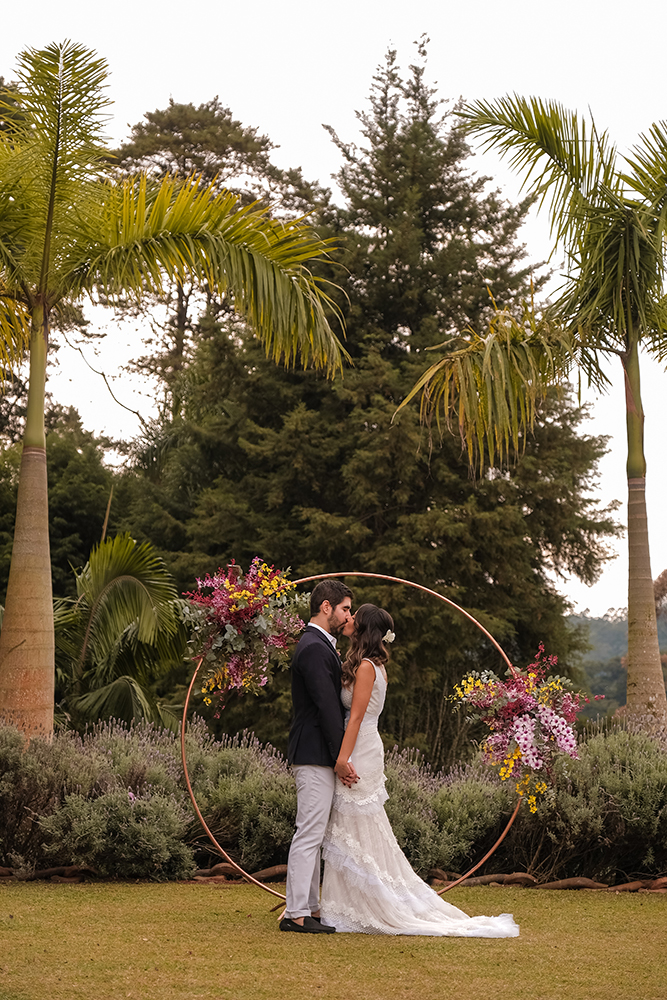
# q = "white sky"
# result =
<box><xmin>3</xmin><ymin>0</ymin><xmax>667</xmax><ymax>616</ymax></box>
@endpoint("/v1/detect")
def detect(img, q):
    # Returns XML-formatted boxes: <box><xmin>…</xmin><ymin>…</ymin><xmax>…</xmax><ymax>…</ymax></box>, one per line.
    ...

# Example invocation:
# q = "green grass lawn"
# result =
<box><xmin>0</xmin><ymin>881</ymin><xmax>665</xmax><ymax>1000</ymax></box>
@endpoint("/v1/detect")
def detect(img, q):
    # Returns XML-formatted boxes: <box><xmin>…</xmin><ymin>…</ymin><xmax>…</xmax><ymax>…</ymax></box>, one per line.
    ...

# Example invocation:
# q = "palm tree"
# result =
<box><xmin>402</xmin><ymin>96</ymin><xmax>667</xmax><ymax>719</ymax></box>
<box><xmin>55</xmin><ymin>534</ymin><xmax>187</xmax><ymax>730</ymax></box>
<box><xmin>0</xmin><ymin>42</ymin><xmax>346</xmax><ymax>737</ymax></box>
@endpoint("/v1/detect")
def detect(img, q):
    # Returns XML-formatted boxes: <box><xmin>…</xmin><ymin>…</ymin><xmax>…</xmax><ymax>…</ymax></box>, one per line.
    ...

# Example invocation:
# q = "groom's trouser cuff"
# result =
<box><xmin>285</xmin><ymin>765</ymin><xmax>335</xmax><ymax>919</ymax></box>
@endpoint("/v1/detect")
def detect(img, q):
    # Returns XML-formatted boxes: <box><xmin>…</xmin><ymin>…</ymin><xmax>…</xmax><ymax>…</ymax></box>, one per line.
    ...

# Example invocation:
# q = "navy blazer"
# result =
<box><xmin>287</xmin><ymin>625</ymin><xmax>346</xmax><ymax>767</ymax></box>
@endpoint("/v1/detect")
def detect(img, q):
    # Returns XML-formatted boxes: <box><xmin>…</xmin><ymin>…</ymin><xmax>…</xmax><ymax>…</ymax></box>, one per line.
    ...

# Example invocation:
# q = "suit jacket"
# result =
<box><xmin>287</xmin><ymin>625</ymin><xmax>345</xmax><ymax>767</ymax></box>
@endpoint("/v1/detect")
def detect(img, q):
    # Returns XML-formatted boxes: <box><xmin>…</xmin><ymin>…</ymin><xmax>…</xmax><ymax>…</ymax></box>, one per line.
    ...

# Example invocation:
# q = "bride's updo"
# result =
<box><xmin>341</xmin><ymin>603</ymin><xmax>394</xmax><ymax>688</ymax></box>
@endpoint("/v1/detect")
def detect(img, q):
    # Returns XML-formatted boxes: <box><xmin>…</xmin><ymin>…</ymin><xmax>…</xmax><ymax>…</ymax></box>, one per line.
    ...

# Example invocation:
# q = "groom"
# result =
<box><xmin>280</xmin><ymin>579</ymin><xmax>357</xmax><ymax>934</ymax></box>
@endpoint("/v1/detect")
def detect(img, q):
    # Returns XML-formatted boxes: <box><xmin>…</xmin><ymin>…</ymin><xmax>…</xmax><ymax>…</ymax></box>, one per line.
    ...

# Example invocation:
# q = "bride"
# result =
<box><xmin>319</xmin><ymin>604</ymin><xmax>519</xmax><ymax>937</ymax></box>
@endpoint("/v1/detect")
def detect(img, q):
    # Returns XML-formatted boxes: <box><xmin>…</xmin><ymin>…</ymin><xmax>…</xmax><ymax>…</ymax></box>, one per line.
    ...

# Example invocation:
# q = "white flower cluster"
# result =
<box><xmin>537</xmin><ymin>704</ymin><xmax>579</xmax><ymax>759</ymax></box>
<box><xmin>512</xmin><ymin>715</ymin><xmax>544</xmax><ymax>770</ymax></box>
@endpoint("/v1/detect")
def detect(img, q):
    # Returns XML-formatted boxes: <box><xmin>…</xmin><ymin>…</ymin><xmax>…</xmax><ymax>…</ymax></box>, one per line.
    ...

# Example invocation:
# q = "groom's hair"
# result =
<box><xmin>310</xmin><ymin>579</ymin><xmax>353</xmax><ymax>616</ymax></box>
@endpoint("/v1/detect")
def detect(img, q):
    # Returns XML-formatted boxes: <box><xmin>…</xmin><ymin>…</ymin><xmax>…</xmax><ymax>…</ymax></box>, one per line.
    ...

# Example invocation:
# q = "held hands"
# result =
<box><xmin>335</xmin><ymin>758</ymin><xmax>359</xmax><ymax>787</ymax></box>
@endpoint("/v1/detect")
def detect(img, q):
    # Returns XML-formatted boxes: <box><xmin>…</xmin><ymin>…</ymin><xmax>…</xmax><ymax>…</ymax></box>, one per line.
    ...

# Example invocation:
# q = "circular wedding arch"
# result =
<box><xmin>180</xmin><ymin>571</ymin><xmax>521</xmax><ymax>902</ymax></box>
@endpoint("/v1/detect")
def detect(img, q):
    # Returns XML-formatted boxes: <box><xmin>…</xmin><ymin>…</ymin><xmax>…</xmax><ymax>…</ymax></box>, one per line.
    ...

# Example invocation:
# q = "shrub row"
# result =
<box><xmin>1</xmin><ymin>720</ymin><xmax>666</xmax><ymax>882</ymax></box>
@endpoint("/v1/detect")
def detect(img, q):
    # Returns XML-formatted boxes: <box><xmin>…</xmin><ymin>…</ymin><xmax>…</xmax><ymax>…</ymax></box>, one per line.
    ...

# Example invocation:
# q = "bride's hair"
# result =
<box><xmin>341</xmin><ymin>603</ymin><xmax>394</xmax><ymax>688</ymax></box>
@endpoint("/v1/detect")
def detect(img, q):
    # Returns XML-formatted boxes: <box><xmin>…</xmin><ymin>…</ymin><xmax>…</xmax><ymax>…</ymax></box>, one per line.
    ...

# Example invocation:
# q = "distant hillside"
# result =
<box><xmin>567</xmin><ymin>611</ymin><xmax>667</xmax><ymax>662</ymax></box>
<box><xmin>567</xmin><ymin>611</ymin><xmax>667</xmax><ymax>715</ymax></box>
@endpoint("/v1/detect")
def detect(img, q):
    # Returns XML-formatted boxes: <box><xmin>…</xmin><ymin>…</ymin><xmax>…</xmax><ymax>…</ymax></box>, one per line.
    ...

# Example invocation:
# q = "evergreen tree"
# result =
<box><xmin>118</xmin><ymin>47</ymin><xmax>618</xmax><ymax>766</ymax></box>
<box><xmin>324</xmin><ymin>43</ymin><xmax>538</xmax><ymax>348</ymax></box>
<box><xmin>111</xmin><ymin>97</ymin><xmax>278</xmax><ymax>191</ymax></box>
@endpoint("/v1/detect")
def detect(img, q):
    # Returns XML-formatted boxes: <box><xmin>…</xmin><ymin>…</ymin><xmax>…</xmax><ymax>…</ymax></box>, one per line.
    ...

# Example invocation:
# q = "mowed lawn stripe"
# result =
<box><xmin>0</xmin><ymin>883</ymin><xmax>665</xmax><ymax>1000</ymax></box>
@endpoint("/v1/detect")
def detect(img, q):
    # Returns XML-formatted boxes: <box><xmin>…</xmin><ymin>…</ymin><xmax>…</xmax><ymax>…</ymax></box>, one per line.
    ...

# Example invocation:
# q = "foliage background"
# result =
<box><xmin>0</xmin><ymin>50</ymin><xmax>625</xmax><ymax>763</ymax></box>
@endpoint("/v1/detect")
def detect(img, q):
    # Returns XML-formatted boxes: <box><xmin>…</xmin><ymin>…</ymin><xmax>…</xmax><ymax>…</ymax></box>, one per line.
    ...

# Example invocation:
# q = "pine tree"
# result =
<box><xmin>118</xmin><ymin>46</ymin><xmax>619</xmax><ymax>765</ymax></box>
<box><xmin>325</xmin><ymin>42</ymin><xmax>537</xmax><ymax>352</ymax></box>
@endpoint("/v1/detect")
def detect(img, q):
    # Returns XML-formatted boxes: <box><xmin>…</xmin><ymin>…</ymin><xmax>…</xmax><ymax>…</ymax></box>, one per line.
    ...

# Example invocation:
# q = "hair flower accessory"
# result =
<box><xmin>382</xmin><ymin>630</ymin><xmax>395</xmax><ymax>643</ymax></box>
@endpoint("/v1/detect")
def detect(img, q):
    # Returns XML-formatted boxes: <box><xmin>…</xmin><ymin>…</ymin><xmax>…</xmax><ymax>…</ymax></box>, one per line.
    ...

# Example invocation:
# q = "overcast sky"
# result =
<box><xmin>3</xmin><ymin>0</ymin><xmax>667</xmax><ymax>616</ymax></box>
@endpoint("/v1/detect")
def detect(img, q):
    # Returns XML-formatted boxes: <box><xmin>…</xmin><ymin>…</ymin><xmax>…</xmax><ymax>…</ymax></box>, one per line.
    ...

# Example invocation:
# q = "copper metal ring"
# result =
<box><xmin>180</xmin><ymin>571</ymin><xmax>517</xmax><ymax>901</ymax></box>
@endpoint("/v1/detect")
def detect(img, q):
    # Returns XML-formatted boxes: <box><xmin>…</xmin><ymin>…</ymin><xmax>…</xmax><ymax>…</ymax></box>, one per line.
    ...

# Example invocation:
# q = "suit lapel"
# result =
<box><xmin>305</xmin><ymin>624</ymin><xmax>336</xmax><ymax>647</ymax></box>
<box><xmin>305</xmin><ymin>624</ymin><xmax>341</xmax><ymax>666</ymax></box>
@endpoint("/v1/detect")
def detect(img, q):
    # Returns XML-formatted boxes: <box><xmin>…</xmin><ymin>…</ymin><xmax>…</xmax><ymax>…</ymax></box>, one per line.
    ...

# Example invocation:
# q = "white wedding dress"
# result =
<box><xmin>320</xmin><ymin>663</ymin><xmax>519</xmax><ymax>937</ymax></box>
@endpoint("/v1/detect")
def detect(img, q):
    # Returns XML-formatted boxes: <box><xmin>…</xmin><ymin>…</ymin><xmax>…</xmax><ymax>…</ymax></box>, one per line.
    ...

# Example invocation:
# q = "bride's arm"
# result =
<box><xmin>335</xmin><ymin>659</ymin><xmax>375</xmax><ymax>776</ymax></box>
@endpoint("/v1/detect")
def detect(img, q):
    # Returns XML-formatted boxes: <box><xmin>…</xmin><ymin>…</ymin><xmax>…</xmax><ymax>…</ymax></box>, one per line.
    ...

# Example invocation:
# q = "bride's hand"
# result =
<box><xmin>335</xmin><ymin>758</ymin><xmax>359</xmax><ymax>786</ymax></box>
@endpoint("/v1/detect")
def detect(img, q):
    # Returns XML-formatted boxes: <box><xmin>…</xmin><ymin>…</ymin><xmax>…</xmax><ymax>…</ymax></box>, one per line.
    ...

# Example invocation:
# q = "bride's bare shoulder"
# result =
<box><xmin>359</xmin><ymin>658</ymin><xmax>387</xmax><ymax>681</ymax></box>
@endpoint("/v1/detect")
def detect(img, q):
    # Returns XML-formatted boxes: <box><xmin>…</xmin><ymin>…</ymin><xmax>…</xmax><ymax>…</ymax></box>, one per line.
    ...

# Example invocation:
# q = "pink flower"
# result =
<box><xmin>454</xmin><ymin>644</ymin><xmax>583</xmax><ymax>788</ymax></box>
<box><xmin>512</xmin><ymin>715</ymin><xmax>544</xmax><ymax>770</ymax></box>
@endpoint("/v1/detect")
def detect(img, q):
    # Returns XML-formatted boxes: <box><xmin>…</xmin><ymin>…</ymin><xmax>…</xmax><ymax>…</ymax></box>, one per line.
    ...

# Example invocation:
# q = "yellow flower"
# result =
<box><xmin>515</xmin><ymin>773</ymin><xmax>531</xmax><ymax>797</ymax></box>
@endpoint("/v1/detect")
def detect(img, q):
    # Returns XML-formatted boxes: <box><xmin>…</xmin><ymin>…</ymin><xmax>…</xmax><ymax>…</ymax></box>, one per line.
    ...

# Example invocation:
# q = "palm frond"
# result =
<box><xmin>4</xmin><ymin>41</ymin><xmax>109</xmax><ymax>198</ymax></box>
<box><xmin>642</xmin><ymin>293</ymin><xmax>667</xmax><ymax>363</ymax></box>
<box><xmin>0</xmin><ymin>293</ymin><xmax>30</xmax><ymax>370</ymax></box>
<box><xmin>55</xmin><ymin>582</ymin><xmax>187</xmax><ymax>726</ymax></box>
<box><xmin>73</xmin><ymin>174</ymin><xmax>348</xmax><ymax>375</ymax></box>
<box><xmin>90</xmin><ymin>607</ymin><xmax>189</xmax><ymax>689</ymax></box>
<box><xmin>72</xmin><ymin>675</ymin><xmax>158</xmax><ymax>727</ymax></box>
<box><xmin>397</xmin><ymin>305</ymin><xmax>576</xmax><ymax>472</ymax></box>
<box><xmin>0</xmin><ymin>42</ymin><xmax>110</xmax><ymax>299</ymax></box>
<box><xmin>53</xmin><ymin>597</ymin><xmax>81</xmax><ymax>651</ymax></box>
<box><xmin>623</xmin><ymin>123</ymin><xmax>667</xmax><ymax>302</ymax></box>
<box><xmin>624</xmin><ymin>121</ymin><xmax>667</xmax><ymax>207</ymax></box>
<box><xmin>152</xmin><ymin>703</ymin><xmax>181</xmax><ymax>733</ymax></box>
<box><xmin>0</xmin><ymin>189</ymin><xmax>32</xmax><ymax>361</ymax></box>
<box><xmin>457</xmin><ymin>96</ymin><xmax>620</xmax><ymax>252</ymax></box>
<box><xmin>74</xmin><ymin>533</ymin><xmax>180</xmax><ymax>675</ymax></box>
<box><xmin>556</xmin><ymin>200</ymin><xmax>664</xmax><ymax>347</ymax></box>
<box><xmin>9</xmin><ymin>41</ymin><xmax>109</xmax><ymax>150</ymax></box>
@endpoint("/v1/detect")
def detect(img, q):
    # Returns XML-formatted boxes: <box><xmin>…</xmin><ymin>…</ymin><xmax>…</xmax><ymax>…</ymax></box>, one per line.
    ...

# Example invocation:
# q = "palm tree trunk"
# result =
<box><xmin>0</xmin><ymin>308</ymin><xmax>54</xmax><ymax>737</ymax></box>
<box><xmin>623</xmin><ymin>341</ymin><xmax>667</xmax><ymax>719</ymax></box>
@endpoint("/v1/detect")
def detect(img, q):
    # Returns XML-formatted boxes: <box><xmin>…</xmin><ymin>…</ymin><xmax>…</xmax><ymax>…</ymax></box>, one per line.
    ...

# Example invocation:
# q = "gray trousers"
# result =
<box><xmin>285</xmin><ymin>765</ymin><xmax>336</xmax><ymax>919</ymax></box>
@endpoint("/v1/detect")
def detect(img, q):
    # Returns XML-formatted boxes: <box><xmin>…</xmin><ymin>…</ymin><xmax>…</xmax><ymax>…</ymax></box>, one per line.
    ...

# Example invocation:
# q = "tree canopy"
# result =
<box><xmin>104</xmin><ymin>47</ymin><xmax>619</xmax><ymax>765</ymax></box>
<box><xmin>406</xmin><ymin>93</ymin><xmax>667</xmax><ymax>718</ymax></box>
<box><xmin>0</xmin><ymin>40</ymin><xmax>346</xmax><ymax>737</ymax></box>
<box><xmin>0</xmin><ymin>43</ymin><xmax>623</xmax><ymax>756</ymax></box>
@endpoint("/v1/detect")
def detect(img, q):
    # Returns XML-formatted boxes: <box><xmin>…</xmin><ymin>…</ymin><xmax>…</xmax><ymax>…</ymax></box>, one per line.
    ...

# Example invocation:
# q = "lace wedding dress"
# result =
<box><xmin>320</xmin><ymin>664</ymin><xmax>519</xmax><ymax>937</ymax></box>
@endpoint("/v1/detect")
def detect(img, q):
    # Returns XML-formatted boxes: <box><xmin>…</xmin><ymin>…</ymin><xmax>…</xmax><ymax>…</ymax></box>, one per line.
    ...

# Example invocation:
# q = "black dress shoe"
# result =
<box><xmin>279</xmin><ymin>916</ymin><xmax>336</xmax><ymax>934</ymax></box>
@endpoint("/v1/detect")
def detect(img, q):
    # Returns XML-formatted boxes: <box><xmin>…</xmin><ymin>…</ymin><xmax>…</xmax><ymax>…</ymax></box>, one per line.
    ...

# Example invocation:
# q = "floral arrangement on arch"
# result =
<box><xmin>183</xmin><ymin>558</ymin><xmax>307</xmax><ymax>709</ymax></box>
<box><xmin>453</xmin><ymin>644</ymin><xmax>584</xmax><ymax>812</ymax></box>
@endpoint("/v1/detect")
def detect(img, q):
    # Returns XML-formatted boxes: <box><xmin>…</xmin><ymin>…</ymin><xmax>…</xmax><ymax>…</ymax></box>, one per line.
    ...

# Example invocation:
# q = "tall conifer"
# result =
<box><xmin>120</xmin><ymin>47</ymin><xmax>619</xmax><ymax>764</ymax></box>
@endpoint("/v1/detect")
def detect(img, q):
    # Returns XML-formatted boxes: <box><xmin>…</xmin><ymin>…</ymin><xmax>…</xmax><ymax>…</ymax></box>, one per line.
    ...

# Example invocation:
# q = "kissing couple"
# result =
<box><xmin>280</xmin><ymin>579</ymin><xmax>519</xmax><ymax>937</ymax></box>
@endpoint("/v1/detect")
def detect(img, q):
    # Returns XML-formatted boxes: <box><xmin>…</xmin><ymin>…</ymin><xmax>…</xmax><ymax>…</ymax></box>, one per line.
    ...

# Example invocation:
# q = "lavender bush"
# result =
<box><xmin>1</xmin><ymin>719</ymin><xmax>666</xmax><ymax>881</ymax></box>
<box><xmin>497</xmin><ymin>727</ymin><xmax>667</xmax><ymax>881</ymax></box>
<box><xmin>384</xmin><ymin>748</ymin><xmax>443</xmax><ymax>874</ymax></box>
<box><xmin>40</xmin><ymin>789</ymin><xmax>195</xmax><ymax>880</ymax></box>
<box><xmin>432</xmin><ymin>760</ymin><xmax>514</xmax><ymax>873</ymax></box>
<box><xmin>188</xmin><ymin>731</ymin><xmax>297</xmax><ymax>872</ymax></box>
